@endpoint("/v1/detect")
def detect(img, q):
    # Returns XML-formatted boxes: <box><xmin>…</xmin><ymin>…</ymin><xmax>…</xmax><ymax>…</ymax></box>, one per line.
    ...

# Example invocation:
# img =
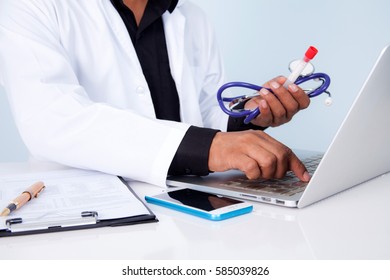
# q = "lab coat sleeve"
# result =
<box><xmin>0</xmin><ymin>1</ymin><xmax>189</xmax><ymax>186</ymax></box>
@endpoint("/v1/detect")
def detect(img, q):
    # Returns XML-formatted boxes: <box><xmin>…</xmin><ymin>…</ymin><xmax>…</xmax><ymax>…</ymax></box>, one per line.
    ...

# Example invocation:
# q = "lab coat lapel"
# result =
<box><xmin>100</xmin><ymin>0</ymin><xmax>144</xmax><ymax>75</ymax></box>
<box><xmin>162</xmin><ymin>10</ymin><xmax>185</xmax><ymax>101</ymax></box>
<box><xmin>163</xmin><ymin>8</ymin><xmax>205</xmax><ymax>126</ymax></box>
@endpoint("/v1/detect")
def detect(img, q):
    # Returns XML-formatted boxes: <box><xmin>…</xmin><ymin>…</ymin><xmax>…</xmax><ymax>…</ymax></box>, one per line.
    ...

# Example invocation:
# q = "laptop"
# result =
<box><xmin>167</xmin><ymin>45</ymin><xmax>390</xmax><ymax>208</ymax></box>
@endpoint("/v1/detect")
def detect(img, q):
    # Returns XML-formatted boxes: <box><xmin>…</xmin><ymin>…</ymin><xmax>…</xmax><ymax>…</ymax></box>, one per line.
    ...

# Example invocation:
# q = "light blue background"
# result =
<box><xmin>1</xmin><ymin>0</ymin><xmax>389</xmax><ymax>162</ymax></box>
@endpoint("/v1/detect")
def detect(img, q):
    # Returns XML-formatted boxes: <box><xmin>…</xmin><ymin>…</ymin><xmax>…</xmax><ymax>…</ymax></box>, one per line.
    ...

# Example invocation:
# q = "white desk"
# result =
<box><xmin>0</xmin><ymin>162</ymin><xmax>389</xmax><ymax>260</ymax></box>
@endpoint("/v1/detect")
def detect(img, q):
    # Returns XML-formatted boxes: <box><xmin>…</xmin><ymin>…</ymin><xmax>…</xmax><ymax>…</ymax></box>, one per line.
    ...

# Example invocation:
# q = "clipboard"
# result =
<box><xmin>0</xmin><ymin>170</ymin><xmax>157</xmax><ymax>237</ymax></box>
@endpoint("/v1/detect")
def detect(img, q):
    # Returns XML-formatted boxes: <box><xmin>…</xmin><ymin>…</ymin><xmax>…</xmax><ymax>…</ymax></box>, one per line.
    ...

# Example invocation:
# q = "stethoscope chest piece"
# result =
<box><xmin>289</xmin><ymin>59</ymin><xmax>315</xmax><ymax>76</ymax></box>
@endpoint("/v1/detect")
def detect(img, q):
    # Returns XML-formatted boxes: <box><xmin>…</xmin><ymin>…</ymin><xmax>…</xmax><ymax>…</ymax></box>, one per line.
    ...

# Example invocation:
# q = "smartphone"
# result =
<box><xmin>145</xmin><ymin>188</ymin><xmax>253</xmax><ymax>221</ymax></box>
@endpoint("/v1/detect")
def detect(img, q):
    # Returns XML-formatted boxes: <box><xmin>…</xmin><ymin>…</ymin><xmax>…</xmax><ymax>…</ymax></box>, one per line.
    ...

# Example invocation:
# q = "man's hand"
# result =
<box><xmin>208</xmin><ymin>130</ymin><xmax>311</xmax><ymax>182</ymax></box>
<box><xmin>245</xmin><ymin>76</ymin><xmax>310</xmax><ymax>127</ymax></box>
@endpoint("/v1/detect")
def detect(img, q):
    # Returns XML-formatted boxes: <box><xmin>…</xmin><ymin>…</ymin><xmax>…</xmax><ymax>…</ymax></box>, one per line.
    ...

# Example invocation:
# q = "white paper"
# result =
<box><xmin>0</xmin><ymin>169</ymin><xmax>151</xmax><ymax>230</ymax></box>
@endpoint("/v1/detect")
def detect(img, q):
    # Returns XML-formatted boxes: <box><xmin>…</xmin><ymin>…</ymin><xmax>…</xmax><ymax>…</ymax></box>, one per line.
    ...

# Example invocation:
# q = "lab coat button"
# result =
<box><xmin>136</xmin><ymin>86</ymin><xmax>145</xmax><ymax>95</ymax></box>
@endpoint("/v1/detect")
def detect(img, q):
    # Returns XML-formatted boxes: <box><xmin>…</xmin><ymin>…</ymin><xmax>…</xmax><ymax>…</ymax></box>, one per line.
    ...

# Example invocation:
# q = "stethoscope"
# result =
<box><xmin>217</xmin><ymin>60</ymin><xmax>332</xmax><ymax>124</ymax></box>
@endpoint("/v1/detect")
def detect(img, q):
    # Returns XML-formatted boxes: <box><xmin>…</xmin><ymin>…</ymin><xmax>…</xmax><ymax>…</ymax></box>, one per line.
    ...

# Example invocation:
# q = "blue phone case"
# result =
<box><xmin>145</xmin><ymin>194</ymin><xmax>253</xmax><ymax>221</ymax></box>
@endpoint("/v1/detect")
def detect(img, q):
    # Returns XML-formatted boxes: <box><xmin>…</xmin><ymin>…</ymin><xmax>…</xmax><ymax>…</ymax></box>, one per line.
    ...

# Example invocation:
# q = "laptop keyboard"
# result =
<box><xmin>219</xmin><ymin>154</ymin><xmax>323</xmax><ymax>197</ymax></box>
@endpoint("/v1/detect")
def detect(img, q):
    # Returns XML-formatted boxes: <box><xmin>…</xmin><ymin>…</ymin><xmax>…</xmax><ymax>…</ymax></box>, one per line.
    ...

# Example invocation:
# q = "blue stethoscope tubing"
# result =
<box><xmin>217</xmin><ymin>72</ymin><xmax>331</xmax><ymax>124</ymax></box>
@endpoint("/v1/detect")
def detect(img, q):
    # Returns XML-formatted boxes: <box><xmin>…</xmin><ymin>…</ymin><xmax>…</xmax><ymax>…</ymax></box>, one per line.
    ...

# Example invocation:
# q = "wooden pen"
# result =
<box><xmin>0</xmin><ymin>181</ymin><xmax>45</xmax><ymax>216</ymax></box>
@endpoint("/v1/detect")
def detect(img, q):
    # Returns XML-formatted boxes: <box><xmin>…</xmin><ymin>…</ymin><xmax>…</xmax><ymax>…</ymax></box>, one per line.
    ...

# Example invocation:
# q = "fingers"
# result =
<box><xmin>273</xmin><ymin>76</ymin><xmax>310</xmax><ymax>111</ymax></box>
<box><xmin>208</xmin><ymin>131</ymin><xmax>310</xmax><ymax>182</ymax></box>
<box><xmin>246</xmin><ymin>132</ymin><xmax>291</xmax><ymax>179</ymax></box>
<box><xmin>288</xmin><ymin>152</ymin><xmax>311</xmax><ymax>182</ymax></box>
<box><xmin>245</xmin><ymin>142</ymin><xmax>310</xmax><ymax>181</ymax></box>
<box><xmin>234</xmin><ymin>154</ymin><xmax>262</xmax><ymax>180</ymax></box>
<box><xmin>280</xmin><ymin>79</ymin><xmax>311</xmax><ymax>111</ymax></box>
<box><xmin>261</xmin><ymin>79</ymin><xmax>302</xmax><ymax>123</ymax></box>
<box><xmin>260</xmin><ymin>82</ymin><xmax>288</xmax><ymax>125</ymax></box>
<box><xmin>247</xmin><ymin>76</ymin><xmax>310</xmax><ymax>127</ymax></box>
<box><xmin>245</xmin><ymin>98</ymin><xmax>272</xmax><ymax>127</ymax></box>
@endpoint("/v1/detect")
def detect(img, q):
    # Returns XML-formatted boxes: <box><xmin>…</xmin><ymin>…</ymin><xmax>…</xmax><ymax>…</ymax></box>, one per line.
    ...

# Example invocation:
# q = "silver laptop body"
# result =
<box><xmin>167</xmin><ymin>45</ymin><xmax>390</xmax><ymax>208</ymax></box>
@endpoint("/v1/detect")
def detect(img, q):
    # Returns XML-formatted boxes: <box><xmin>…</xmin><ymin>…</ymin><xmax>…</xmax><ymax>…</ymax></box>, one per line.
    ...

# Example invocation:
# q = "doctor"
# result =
<box><xmin>0</xmin><ymin>0</ymin><xmax>311</xmax><ymax>187</ymax></box>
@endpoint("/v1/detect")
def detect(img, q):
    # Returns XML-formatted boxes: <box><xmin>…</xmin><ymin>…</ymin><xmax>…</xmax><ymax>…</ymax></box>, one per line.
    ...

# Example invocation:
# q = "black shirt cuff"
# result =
<box><xmin>168</xmin><ymin>126</ymin><xmax>219</xmax><ymax>176</ymax></box>
<box><xmin>227</xmin><ymin>116</ymin><xmax>267</xmax><ymax>131</ymax></box>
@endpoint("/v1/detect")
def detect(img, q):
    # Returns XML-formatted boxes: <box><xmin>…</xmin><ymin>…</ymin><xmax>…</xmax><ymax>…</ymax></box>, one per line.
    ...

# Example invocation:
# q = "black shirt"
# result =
<box><xmin>110</xmin><ymin>0</ymin><xmax>261</xmax><ymax>176</ymax></box>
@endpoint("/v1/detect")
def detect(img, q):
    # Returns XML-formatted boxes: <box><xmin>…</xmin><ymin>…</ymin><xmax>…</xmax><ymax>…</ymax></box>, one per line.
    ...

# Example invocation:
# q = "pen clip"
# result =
<box><xmin>34</xmin><ymin>185</ymin><xmax>45</xmax><ymax>198</ymax></box>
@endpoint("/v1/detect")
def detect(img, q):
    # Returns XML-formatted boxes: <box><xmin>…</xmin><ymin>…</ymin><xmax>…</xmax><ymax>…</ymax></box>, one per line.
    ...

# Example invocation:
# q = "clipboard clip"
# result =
<box><xmin>5</xmin><ymin>211</ymin><xmax>99</xmax><ymax>233</ymax></box>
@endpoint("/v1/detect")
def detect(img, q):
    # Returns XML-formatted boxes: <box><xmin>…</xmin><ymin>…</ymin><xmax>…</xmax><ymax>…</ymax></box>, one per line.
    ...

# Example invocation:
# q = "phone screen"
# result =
<box><xmin>162</xmin><ymin>188</ymin><xmax>244</xmax><ymax>212</ymax></box>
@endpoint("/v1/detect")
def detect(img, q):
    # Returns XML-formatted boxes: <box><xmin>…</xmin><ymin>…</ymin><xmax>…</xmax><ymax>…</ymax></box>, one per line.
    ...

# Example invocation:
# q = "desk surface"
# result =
<box><xmin>0</xmin><ymin>162</ymin><xmax>389</xmax><ymax>260</ymax></box>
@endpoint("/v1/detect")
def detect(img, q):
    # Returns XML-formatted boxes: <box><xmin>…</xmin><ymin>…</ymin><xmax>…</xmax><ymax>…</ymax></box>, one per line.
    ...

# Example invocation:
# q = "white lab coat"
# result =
<box><xmin>0</xmin><ymin>0</ymin><xmax>229</xmax><ymax>186</ymax></box>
